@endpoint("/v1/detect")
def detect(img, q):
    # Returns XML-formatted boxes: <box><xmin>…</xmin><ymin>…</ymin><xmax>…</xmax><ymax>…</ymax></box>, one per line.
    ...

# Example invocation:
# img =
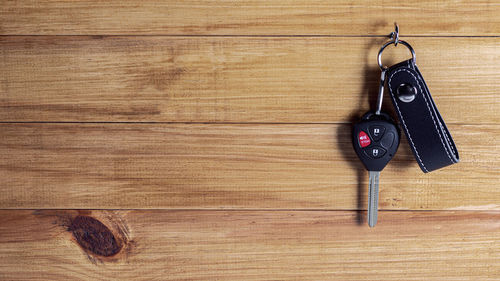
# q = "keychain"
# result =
<box><xmin>352</xmin><ymin>24</ymin><xmax>459</xmax><ymax>227</ymax></box>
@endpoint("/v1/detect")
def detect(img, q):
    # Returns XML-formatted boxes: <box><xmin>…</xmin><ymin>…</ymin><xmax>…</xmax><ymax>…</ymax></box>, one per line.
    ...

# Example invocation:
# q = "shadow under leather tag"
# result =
<box><xmin>386</xmin><ymin>59</ymin><xmax>459</xmax><ymax>173</ymax></box>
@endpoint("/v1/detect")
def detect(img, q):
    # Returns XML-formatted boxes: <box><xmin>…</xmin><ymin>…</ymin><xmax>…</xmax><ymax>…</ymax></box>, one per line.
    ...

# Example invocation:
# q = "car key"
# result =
<box><xmin>352</xmin><ymin>70</ymin><xmax>400</xmax><ymax>227</ymax></box>
<box><xmin>353</xmin><ymin>111</ymin><xmax>400</xmax><ymax>227</ymax></box>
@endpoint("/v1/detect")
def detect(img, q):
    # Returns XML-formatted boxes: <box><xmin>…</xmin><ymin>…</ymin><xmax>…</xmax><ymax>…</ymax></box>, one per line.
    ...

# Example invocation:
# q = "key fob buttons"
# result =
<box><xmin>369</xmin><ymin>125</ymin><xmax>385</xmax><ymax>141</ymax></box>
<box><xmin>364</xmin><ymin>146</ymin><xmax>386</xmax><ymax>159</ymax></box>
<box><xmin>380</xmin><ymin>132</ymin><xmax>395</xmax><ymax>149</ymax></box>
<box><xmin>352</xmin><ymin>111</ymin><xmax>400</xmax><ymax>171</ymax></box>
<box><xmin>358</xmin><ymin>131</ymin><xmax>371</xmax><ymax>148</ymax></box>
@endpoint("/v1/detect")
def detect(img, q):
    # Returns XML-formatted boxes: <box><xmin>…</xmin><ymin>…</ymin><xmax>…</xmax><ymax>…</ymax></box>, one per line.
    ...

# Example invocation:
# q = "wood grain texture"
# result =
<box><xmin>1</xmin><ymin>0</ymin><xmax>498</xmax><ymax>279</ymax></box>
<box><xmin>0</xmin><ymin>0</ymin><xmax>499</xmax><ymax>35</ymax></box>
<box><xmin>0</xmin><ymin>123</ymin><xmax>497</xmax><ymax>210</ymax></box>
<box><xmin>0</xmin><ymin>210</ymin><xmax>498</xmax><ymax>280</ymax></box>
<box><xmin>1</xmin><ymin>36</ymin><xmax>499</xmax><ymax>123</ymax></box>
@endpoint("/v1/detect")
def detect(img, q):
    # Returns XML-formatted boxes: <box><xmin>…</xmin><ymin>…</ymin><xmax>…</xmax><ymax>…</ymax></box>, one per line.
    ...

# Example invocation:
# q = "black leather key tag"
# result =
<box><xmin>386</xmin><ymin>59</ymin><xmax>459</xmax><ymax>173</ymax></box>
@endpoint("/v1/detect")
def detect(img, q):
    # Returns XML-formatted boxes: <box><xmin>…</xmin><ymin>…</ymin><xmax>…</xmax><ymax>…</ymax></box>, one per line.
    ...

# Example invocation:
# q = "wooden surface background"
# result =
<box><xmin>0</xmin><ymin>1</ymin><xmax>499</xmax><ymax>280</ymax></box>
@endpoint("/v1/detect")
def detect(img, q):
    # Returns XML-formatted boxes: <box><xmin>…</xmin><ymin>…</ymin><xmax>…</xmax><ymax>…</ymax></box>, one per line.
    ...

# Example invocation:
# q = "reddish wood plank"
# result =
<box><xmin>0</xmin><ymin>210</ymin><xmax>498</xmax><ymax>280</ymax></box>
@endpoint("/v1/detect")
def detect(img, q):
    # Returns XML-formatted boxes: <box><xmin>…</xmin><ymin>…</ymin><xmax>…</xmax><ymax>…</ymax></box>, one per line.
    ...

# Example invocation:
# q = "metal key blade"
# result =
<box><xmin>368</xmin><ymin>171</ymin><xmax>380</xmax><ymax>227</ymax></box>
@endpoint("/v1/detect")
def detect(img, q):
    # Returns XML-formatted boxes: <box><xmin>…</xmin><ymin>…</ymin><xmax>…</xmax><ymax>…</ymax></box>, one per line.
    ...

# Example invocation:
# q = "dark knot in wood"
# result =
<box><xmin>69</xmin><ymin>215</ymin><xmax>123</xmax><ymax>257</ymax></box>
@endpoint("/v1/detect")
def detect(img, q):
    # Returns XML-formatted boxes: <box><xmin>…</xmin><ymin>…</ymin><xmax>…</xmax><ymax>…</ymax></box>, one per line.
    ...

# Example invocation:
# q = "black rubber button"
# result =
<box><xmin>380</xmin><ymin>132</ymin><xmax>395</xmax><ymax>149</ymax></box>
<box><xmin>364</xmin><ymin>146</ymin><xmax>386</xmax><ymax>159</ymax></box>
<box><xmin>369</xmin><ymin>125</ymin><xmax>385</xmax><ymax>142</ymax></box>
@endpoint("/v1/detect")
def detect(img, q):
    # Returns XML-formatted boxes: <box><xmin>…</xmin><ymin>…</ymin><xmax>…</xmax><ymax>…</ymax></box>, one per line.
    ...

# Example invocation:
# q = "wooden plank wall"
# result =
<box><xmin>0</xmin><ymin>1</ymin><xmax>499</xmax><ymax>280</ymax></box>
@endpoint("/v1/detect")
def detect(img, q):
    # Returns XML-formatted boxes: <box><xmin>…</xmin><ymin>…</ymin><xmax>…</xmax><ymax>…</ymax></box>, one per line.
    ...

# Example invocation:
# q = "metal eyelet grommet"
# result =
<box><xmin>396</xmin><ymin>83</ymin><xmax>417</xmax><ymax>103</ymax></box>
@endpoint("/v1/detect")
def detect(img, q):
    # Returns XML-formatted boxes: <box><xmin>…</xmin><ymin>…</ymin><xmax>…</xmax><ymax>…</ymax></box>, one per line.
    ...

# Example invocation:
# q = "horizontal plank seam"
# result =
<box><xmin>1</xmin><ymin>34</ymin><xmax>500</xmax><ymax>38</ymax></box>
<box><xmin>0</xmin><ymin>121</ymin><xmax>494</xmax><ymax>126</ymax></box>
<box><xmin>0</xmin><ymin>208</ymin><xmax>498</xmax><ymax>212</ymax></box>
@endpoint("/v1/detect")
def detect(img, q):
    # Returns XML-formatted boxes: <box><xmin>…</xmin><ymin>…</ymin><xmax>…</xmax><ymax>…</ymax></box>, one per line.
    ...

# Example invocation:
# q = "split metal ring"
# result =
<box><xmin>377</xmin><ymin>40</ymin><xmax>416</xmax><ymax>70</ymax></box>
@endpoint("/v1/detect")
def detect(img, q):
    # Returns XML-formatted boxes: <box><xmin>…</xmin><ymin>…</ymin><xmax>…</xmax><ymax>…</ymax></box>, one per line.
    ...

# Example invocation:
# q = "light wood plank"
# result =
<box><xmin>0</xmin><ymin>123</ymin><xmax>497</xmax><ymax>210</ymax></box>
<box><xmin>0</xmin><ymin>210</ymin><xmax>498</xmax><ymax>280</ymax></box>
<box><xmin>1</xmin><ymin>36</ymin><xmax>498</xmax><ymax>123</ymax></box>
<box><xmin>0</xmin><ymin>1</ymin><xmax>499</xmax><ymax>35</ymax></box>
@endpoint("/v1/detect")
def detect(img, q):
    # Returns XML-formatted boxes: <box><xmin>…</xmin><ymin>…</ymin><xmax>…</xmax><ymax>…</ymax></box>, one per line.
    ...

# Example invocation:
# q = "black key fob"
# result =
<box><xmin>352</xmin><ymin>111</ymin><xmax>401</xmax><ymax>172</ymax></box>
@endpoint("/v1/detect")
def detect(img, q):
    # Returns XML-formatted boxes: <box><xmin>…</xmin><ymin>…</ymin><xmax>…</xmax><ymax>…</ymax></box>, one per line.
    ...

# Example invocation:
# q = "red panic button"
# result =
<box><xmin>358</xmin><ymin>131</ymin><xmax>371</xmax><ymax>148</ymax></box>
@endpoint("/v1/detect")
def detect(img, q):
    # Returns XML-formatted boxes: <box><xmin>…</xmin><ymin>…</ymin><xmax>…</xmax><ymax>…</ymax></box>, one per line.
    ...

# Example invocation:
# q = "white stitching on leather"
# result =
<box><xmin>388</xmin><ymin>69</ymin><xmax>428</xmax><ymax>172</ymax></box>
<box><xmin>412</xmin><ymin>69</ymin><xmax>454</xmax><ymax>164</ymax></box>
<box><xmin>440</xmin><ymin>121</ymin><xmax>456</xmax><ymax>157</ymax></box>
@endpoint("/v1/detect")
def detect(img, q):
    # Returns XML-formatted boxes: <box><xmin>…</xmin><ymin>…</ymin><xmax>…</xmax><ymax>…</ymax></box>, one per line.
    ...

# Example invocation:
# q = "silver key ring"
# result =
<box><xmin>377</xmin><ymin>24</ymin><xmax>416</xmax><ymax>70</ymax></box>
<box><xmin>377</xmin><ymin>40</ymin><xmax>416</xmax><ymax>70</ymax></box>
